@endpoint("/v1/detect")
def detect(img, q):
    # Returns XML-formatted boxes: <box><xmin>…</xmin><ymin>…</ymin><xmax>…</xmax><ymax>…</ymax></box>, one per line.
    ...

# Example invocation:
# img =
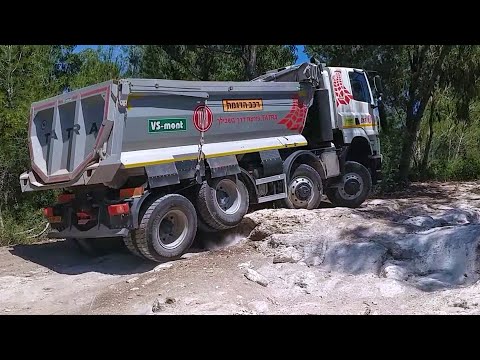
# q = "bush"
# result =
<box><xmin>377</xmin><ymin>128</ymin><xmax>404</xmax><ymax>193</ymax></box>
<box><xmin>0</xmin><ymin>191</ymin><xmax>55</xmax><ymax>246</ymax></box>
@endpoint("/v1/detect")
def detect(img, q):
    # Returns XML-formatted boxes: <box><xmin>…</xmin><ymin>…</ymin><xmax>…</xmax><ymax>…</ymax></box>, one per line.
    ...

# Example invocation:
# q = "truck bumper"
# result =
<box><xmin>47</xmin><ymin>224</ymin><xmax>129</xmax><ymax>239</ymax></box>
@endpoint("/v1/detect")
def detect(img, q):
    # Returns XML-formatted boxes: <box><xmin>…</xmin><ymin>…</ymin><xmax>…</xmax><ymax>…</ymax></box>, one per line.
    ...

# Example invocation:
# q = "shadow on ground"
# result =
<box><xmin>374</xmin><ymin>182</ymin><xmax>457</xmax><ymax>202</ymax></box>
<box><xmin>337</xmin><ymin>214</ymin><xmax>480</xmax><ymax>292</ymax></box>
<box><xmin>8</xmin><ymin>234</ymin><xmax>215</xmax><ymax>276</ymax></box>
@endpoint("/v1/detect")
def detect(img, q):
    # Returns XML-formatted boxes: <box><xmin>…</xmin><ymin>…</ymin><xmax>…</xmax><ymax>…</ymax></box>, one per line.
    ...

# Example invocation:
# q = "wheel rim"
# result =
<box><xmin>214</xmin><ymin>179</ymin><xmax>241</xmax><ymax>215</ymax></box>
<box><xmin>288</xmin><ymin>176</ymin><xmax>315</xmax><ymax>208</ymax></box>
<box><xmin>155</xmin><ymin>209</ymin><xmax>189</xmax><ymax>250</ymax></box>
<box><xmin>338</xmin><ymin>172</ymin><xmax>364</xmax><ymax>200</ymax></box>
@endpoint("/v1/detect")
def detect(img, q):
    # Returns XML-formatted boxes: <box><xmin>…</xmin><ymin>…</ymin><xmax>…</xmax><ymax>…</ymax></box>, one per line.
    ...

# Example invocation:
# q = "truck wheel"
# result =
<box><xmin>283</xmin><ymin>164</ymin><xmax>323</xmax><ymax>210</ymax></box>
<box><xmin>123</xmin><ymin>232</ymin><xmax>146</xmax><ymax>259</ymax></box>
<box><xmin>135</xmin><ymin>194</ymin><xmax>197</xmax><ymax>262</ymax></box>
<box><xmin>196</xmin><ymin>177</ymin><xmax>249</xmax><ymax>231</ymax></box>
<box><xmin>326</xmin><ymin>161</ymin><xmax>372</xmax><ymax>208</ymax></box>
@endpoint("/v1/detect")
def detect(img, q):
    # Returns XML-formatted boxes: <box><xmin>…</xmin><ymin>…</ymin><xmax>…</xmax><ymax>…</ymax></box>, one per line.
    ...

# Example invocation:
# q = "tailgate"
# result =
<box><xmin>29</xmin><ymin>81</ymin><xmax>116</xmax><ymax>184</ymax></box>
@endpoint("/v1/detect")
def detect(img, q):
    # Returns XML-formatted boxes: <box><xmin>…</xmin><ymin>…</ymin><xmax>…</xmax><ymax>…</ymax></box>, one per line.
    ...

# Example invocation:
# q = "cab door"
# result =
<box><xmin>346</xmin><ymin>70</ymin><xmax>377</xmax><ymax>134</ymax></box>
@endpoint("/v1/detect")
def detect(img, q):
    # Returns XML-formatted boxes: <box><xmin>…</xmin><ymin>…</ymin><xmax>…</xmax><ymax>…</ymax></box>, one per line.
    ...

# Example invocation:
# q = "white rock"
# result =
<box><xmin>153</xmin><ymin>263</ymin><xmax>173</xmax><ymax>272</ymax></box>
<box><xmin>126</xmin><ymin>277</ymin><xmax>139</xmax><ymax>284</ymax></box>
<box><xmin>130</xmin><ymin>287</ymin><xmax>140</xmax><ymax>291</ymax></box>
<box><xmin>238</xmin><ymin>261</ymin><xmax>252</xmax><ymax>269</ymax></box>
<box><xmin>380</xmin><ymin>264</ymin><xmax>409</xmax><ymax>281</ymax></box>
<box><xmin>181</xmin><ymin>252</ymin><xmax>202</xmax><ymax>259</ymax></box>
<box><xmin>273</xmin><ymin>246</ymin><xmax>303</xmax><ymax>264</ymax></box>
<box><xmin>248</xmin><ymin>301</ymin><xmax>269</xmax><ymax>314</ymax></box>
<box><xmin>184</xmin><ymin>297</ymin><xmax>199</xmax><ymax>306</ymax></box>
<box><xmin>402</xmin><ymin>216</ymin><xmax>438</xmax><ymax>228</ymax></box>
<box><xmin>142</xmin><ymin>277</ymin><xmax>157</xmax><ymax>286</ymax></box>
<box><xmin>377</xmin><ymin>280</ymin><xmax>405</xmax><ymax>298</ymax></box>
<box><xmin>152</xmin><ymin>299</ymin><xmax>165</xmax><ymax>313</ymax></box>
<box><xmin>244</xmin><ymin>268</ymin><xmax>269</xmax><ymax>287</ymax></box>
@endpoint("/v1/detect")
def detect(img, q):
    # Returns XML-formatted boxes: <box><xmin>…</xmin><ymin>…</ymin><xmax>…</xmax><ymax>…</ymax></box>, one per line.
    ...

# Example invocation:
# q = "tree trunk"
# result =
<box><xmin>0</xmin><ymin>206</ymin><xmax>4</xmax><ymax>234</ymax></box>
<box><xmin>398</xmin><ymin>114</ymin><xmax>422</xmax><ymax>184</ymax></box>
<box><xmin>420</xmin><ymin>96</ymin><xmax>435</xmax><ymax>173</ymax></box>
<box><xmin>243</xmin><ymin>45</ymin><xmax>257</xmax><ymax>80</ymax></box>
<box><xmin>397</xmin><ymin>45</ymin><xmax>452</xmax><ymax>184</ymax></box>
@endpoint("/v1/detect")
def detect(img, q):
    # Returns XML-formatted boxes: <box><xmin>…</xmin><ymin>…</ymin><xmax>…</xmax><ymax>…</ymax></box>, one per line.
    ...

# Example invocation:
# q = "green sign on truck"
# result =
<box><xmin>148</xmin><ymin>118</ymin><xmax>187</xmax><ymax>133</ymax></box>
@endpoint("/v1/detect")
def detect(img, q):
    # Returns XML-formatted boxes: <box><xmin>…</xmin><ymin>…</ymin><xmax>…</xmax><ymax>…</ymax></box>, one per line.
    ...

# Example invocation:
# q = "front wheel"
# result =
<box><xmin>326</xmin><ymin>161</ymin><xmax>372</xmax><ymax>208</ymax></box>
<box><xmin>281</xmin><ymin>164</ymin><xmax>323</xmax><ymax>210</ymax></box>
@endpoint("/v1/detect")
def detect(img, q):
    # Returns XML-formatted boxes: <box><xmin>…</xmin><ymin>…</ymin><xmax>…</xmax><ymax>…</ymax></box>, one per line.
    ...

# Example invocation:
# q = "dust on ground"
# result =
<box><xmin>1</xmin><ymin>181</ymin><xmax>480</xmax><ymax>315</ymax></box>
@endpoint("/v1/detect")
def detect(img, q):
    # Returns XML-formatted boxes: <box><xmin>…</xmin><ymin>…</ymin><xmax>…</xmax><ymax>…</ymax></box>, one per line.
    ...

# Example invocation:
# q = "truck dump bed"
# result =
<box><xmin>21</xmin><ymin>63</ymin><xmax>321</xmax><ymax>192</ymax></box>
<box><xmin>28</xmin><ymin>81</ymin><xmax>116</xmax><ymax>184</ymax></box>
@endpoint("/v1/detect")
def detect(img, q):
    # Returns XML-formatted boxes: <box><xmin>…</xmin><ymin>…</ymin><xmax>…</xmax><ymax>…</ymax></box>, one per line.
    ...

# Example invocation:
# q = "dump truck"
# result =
<box><xmin>20</xmin><ymin>60</ymin><xmax>384</xmax><ymax>262</ymax></box>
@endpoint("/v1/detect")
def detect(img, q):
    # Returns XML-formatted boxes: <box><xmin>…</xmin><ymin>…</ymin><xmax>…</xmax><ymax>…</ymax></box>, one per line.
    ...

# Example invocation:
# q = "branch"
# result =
<box><xmin>417</xmin><ymin>46</ymin><xmax>452</xmax><ymax>117</ymax></box>
<box><xmin>11</xmin><ymin>48</ymin><xmax>23</xmax><ymax>75</ymax></box>
<box><xmin>27</xmin><ymin>223</ymin><xmax>50</xmax><ymax>239</ymax></box>
<box><xmin>14</xmin><ymin>227</ymin><xmax>36</xmax><ymax>235</ymax></box>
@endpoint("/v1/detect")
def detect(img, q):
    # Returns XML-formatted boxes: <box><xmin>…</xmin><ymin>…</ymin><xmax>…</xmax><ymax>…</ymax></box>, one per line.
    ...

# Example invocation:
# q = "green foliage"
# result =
<box><xmin>412</xmin><ymin>93</ymin><xmax>480</xmax><ymax>181</ymax></box>
<box><xmin>134</xmin><ymin>45</ymin><xmax>297</xmax><ymax>81</ymax></box>
<box><xmin>306</xmin><ymin>45</ymin><xmax>480</xmax><ymax>185</ymax></box>
<box><xmin>66</xmin><ymin>46</ymin><xmax>122</xmax><ymax>90</ymax></box>
<box><xmin>0</xmin><ymin>45</ymin><xmax>122</xmax><ymax>245</ymax></box>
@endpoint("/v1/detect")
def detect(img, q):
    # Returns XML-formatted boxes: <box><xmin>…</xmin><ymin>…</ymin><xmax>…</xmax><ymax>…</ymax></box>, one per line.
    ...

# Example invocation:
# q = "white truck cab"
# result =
<box><xmin>323</xmin><ymin>66</ymin><xmax>383</xmax><ymax>186</ymax></box>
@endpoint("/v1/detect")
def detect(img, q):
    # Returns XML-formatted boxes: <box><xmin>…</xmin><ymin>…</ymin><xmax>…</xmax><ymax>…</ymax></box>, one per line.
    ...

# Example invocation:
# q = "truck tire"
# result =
<box><xmin>196</xmin><ymin>177</ymin><xmax>249</xmax><ymax>231</ymax></box>
<box><xmin>134</xmin><ymin>194</ymin><xmax>197</xmax><ymax>262</ymax></box>
<box><xmin>326</xmin><ymin>161</ymin><xmax>372</xmax><ymax>208</ymax></box>
<box><xmin>282</xmin><ymin>164</ymin><xmax>323</xmax><ymax>210</ymax></box>
<box><xmin>123</xmin><ymin>232</ymin><xmax>146</xmax><ymax>259</ymax></box>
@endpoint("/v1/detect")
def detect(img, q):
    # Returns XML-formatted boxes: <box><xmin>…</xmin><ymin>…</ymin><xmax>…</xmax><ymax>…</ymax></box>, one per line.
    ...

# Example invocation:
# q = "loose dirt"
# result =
<box><xmin>1</xmin><ymin>181</ymin><xmax>480</xmax><ymax>315</ymax></box>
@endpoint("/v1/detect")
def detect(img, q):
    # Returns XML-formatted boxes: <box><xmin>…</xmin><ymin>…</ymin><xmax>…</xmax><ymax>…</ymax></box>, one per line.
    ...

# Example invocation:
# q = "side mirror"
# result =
<box><xmin>373</xmin><ymin>75</ymin><xmax>384</xmax><ymax>95</ymax></box>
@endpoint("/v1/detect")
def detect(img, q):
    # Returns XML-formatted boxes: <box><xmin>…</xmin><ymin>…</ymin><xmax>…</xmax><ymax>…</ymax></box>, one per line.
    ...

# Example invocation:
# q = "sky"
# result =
<box><xmin>296</xmin><ymin>45</ymin><xmax>309</xmax><ymax>63</ymax></box>
<box><xmin>74</xmin><ymin>45</ymin><xmax>310</xmax><ymax>64</ymax></box>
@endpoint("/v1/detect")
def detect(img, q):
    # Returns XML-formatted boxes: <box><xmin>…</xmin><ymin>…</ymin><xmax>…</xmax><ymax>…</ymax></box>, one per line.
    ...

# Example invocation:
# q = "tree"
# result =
<box><xmin>131</xmin><ymin>45</ymin><xmax>297</xmax><ymax>82</ymax></box>
<box><xmin>304</xmin><ymin>45</ymin><xmax>463</xmax><ymax>183</ymax></box>
<box><xmin>66</xmin><ymin>46</ymin><xmax>122</xmax><ymax>90</ymax></box>
<box><xmin>0</xmin><ymin>45</ymin><xmax>69</xmax><ymax>237</ymax></box>
<box><xmin>0</xmin><ymin>45</ymin><xmax>122</xmax><ymax>243</ymax></box>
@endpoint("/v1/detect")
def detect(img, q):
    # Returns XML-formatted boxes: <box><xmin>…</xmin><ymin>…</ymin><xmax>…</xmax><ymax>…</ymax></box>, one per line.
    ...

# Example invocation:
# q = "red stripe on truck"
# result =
<box><xmin>32</xmin><ymin>101</ymin><xmax>56</xmax><ymax>112</ymax></box>
<box><xmin>80</xmin><ymin>86</ymin><xmax>109</xmax><ymax>98</ymax></box>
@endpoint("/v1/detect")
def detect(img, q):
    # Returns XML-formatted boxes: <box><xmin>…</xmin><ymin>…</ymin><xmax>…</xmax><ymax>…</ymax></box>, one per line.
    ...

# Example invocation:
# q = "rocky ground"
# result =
<box><xmin>1</xmin><ymin>181</ymin><xmax>480</xmax><ymax>315</ymax></box>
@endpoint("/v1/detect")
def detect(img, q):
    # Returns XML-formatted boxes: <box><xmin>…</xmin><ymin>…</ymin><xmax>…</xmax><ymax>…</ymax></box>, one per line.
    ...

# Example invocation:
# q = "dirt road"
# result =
<box><xmin>1</xmin><ymin>181</ymin><xmax>480</xmax><ymax>315</ymax></box>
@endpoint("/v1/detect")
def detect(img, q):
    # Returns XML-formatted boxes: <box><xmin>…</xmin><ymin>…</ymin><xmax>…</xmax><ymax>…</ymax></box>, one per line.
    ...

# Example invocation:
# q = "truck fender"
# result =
<box><xmin>238</xmin><ymin>168</ymin><xmax>259</xmax><ymax>204</ymax></box>
<box><xmin>345</xmin><ymin>135</ymin><xmax>373</xmax><ymax>170</ymax></box>
<box><xmin>342</xmin><ymin>129</ymin><xmax>372</xmax><ymax>152</ymax></box>
<box><xmin>283</xmin><ymin>150</ymin><xmax>327</xmax><ymax>183</ymax></box>
<box><xmin>130</xmin><ymin>190</ymin><xmax>152</xmax><ymax>229</ymax></box>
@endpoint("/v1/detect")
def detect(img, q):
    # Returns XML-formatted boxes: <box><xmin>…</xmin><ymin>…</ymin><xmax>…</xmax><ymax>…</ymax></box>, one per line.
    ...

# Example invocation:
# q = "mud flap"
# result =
<box><xmin>206</xmin><ymin>155</ymin><xmax>240</xmax><ymax>179</ymax></box>
<box><xmin>145</xmin><ymin>163</ymin><xmax>180</xmax><ymax>188</ymax></box>
<box><xmin>259</xmin><ymin>149</ymin><xmax>283</xmax><ymax>177</ymax></box>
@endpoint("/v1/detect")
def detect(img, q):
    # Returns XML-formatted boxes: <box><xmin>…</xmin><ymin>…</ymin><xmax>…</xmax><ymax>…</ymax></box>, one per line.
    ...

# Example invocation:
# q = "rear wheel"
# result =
<box><xmin>326</xmin><ymin>161</ymin><xmax>372</xmax><ymax>208</ymax></box>
<box><xmin>123</xmin><ymin>232</ymin><xmax>146</xmax><ymax>259</ymax></box>
<box><xmin>196</xmin><ymin>176</ymin><xmax>249</xmax><ymax>231</ymax></box>
<box><xmin>282</xmin><ymin>164</ymin><xmax>323</xmax><ymax>210</ymax></box>
<box><xmin>134</xmin><ymin>194</ymin><xmax>197</xmax><ymax>262</ymax></box>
